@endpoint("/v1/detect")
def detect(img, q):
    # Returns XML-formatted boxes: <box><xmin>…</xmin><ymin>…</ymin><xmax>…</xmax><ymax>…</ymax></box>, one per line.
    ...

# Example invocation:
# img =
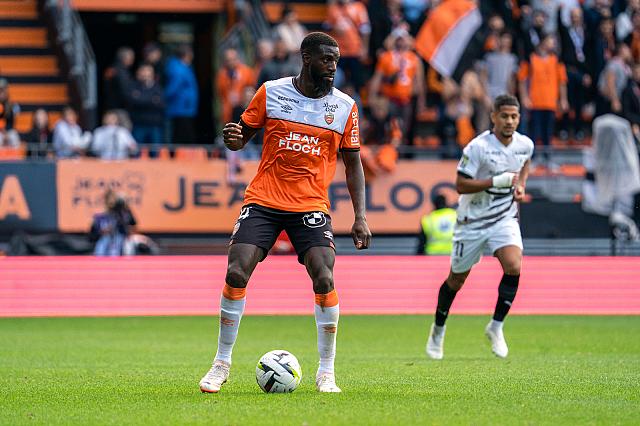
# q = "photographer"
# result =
<box><xmin>89</xmin><ymin>190</ymin><xmax>137</xmax><ymax>256</ymax></box>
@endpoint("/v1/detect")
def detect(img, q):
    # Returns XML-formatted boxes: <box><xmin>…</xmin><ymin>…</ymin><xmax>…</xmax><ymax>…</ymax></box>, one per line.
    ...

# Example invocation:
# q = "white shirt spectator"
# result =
<box><xmin>53</xmin><ymin>119</ymin><xmax>90</xmax><ymax>158</ymax></box>
<box><xmin>91</xmin><ymin>124</ymin><xmax>137</xmax><ymax>160</ymax></box>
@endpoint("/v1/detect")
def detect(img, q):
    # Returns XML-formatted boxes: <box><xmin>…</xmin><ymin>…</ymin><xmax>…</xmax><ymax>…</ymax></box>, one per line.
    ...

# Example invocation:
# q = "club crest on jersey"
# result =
<box><xmin>324</xmin><ymin>113</ymin><xmax>334</xmax><ymax>125</ymax></box>
<box><xmin>303</xmin><ymin>212</ymin><xmax>327</xmax><ymax>228</ymax></box>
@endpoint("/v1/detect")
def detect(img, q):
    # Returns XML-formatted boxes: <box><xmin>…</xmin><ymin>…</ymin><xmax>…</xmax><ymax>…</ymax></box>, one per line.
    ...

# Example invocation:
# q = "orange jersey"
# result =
<box><xmin>518</xmin><ymin>54</ymin><xmax>567</xmax><ymax>111</ymax></box>
<box><xmin>375</xmin><ymin>50</ymin><xmax>420</xmax><ymax>103</ymax></box>
<box><xmin>241</xmin><ymin>77</ymin><xmax>361</xmax><ymax>213</ymax></box>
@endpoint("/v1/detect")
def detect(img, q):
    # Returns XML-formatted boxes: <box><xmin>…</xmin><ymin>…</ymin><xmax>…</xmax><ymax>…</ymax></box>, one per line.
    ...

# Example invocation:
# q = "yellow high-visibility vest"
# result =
<box><xmin>421</xmin><ymin>208</ymin><xmax>457</xmax><ymax>255</ymax></box>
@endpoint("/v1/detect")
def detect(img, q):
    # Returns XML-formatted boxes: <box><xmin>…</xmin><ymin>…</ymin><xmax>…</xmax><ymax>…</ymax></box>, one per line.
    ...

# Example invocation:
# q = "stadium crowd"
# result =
<box><xmin>1</xmin><ymin>0</ymin><xmax>640</xmax><ymax>172</ymax></box>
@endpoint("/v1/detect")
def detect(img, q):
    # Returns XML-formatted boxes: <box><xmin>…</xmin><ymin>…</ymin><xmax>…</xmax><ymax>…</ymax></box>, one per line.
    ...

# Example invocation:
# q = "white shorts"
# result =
<box><xmin>450</xmin><ymin>218</ymin><xmax>523</xmax><ymax>273</ymax></box>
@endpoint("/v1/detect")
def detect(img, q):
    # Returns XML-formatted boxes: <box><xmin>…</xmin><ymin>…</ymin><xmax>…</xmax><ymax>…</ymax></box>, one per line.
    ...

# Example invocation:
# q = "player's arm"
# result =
<box><xmin>456</xmin><ymin>172</ymin><xmax>518</xmax><ymax>194</ymax></box>
<box><xmin>343</xmin><ymin>150</ymin><xmax>371</xmax><ymax>249</ymax></box>
<box><xmin>222</xmin><ymin>120</ymin><xmax>259</xmax><ymax>151</ymax></box>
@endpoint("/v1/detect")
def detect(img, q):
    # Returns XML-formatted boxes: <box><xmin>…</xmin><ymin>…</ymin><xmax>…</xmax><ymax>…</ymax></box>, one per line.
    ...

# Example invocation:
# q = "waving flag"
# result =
<box><xmin>415</xmin><ymin>0</ymin><xmax>482</xmax><ymax>78</ymax></box>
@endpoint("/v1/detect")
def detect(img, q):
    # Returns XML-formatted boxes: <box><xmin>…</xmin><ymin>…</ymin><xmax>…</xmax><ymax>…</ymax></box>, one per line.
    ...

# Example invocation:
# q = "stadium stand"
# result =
<box><xmin>0</xmin><ymin>0</ymin><xmax>67</xmax><ymax>143</ymax></box>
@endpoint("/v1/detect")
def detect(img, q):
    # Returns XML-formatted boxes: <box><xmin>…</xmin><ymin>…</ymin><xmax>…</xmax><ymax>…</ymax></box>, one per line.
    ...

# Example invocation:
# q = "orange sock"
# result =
<box><xmin>315</xmin><ymin>289</ymin><xmax>339</xmax><ymax>308</ymax></box>
<box><xmin>222</xmin><ymin>283</ymin><xmax>246</xmax><ymax>300</ymax></box>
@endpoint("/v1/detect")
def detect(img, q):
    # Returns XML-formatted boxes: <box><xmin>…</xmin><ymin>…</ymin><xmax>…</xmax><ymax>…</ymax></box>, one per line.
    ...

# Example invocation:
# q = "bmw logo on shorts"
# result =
<box><xmin>303</xmin><ymin>212</ymin><xmax>327</xmax><ymax>228</ymax></box>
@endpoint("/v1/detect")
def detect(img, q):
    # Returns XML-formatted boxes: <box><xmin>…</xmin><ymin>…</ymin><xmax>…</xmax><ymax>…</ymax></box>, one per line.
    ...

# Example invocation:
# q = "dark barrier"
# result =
<box><xmin>0</xmin><ymin>162</ymin><xmax>57</xmax><ymax>233</ymax></box>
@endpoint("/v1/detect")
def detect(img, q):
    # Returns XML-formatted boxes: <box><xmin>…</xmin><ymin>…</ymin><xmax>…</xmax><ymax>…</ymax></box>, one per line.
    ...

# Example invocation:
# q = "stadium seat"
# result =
<box><xmin>174</xmin><ymin>147</ymin><xmax>208</xmax><ymax>161</ymax></box>
<box><xmin>0</xmin><ymin>145</ymin><xmax>26</xmax><ymax>160</ymax></box>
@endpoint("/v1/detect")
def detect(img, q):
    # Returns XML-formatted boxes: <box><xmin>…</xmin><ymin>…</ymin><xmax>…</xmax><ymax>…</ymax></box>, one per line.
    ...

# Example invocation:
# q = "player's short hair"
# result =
<box><xmin>493</xmin><ymin>94</ymin><xmax>520</xmax><ymax>112</ymax></box>
<box><xmin>300</xmin><ymin>32</ymin><xmax>338</xmax><ymax>55</ymax></box>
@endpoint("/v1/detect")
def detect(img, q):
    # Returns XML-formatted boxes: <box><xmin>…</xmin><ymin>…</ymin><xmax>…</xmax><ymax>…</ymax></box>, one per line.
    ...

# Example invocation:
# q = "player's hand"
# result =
<box><xmin>514</xmin><ymin>184</ymin><xmax>526</xmax><ymax>202</ymax></box>
<box><xmin>223</xmin><ymin>122</ymin><xmax>244</xmax><ymax>151</ymax></box>
<box><xmin>492</xmin><ymin>172</ymin><xmax>517</xmax><ymax>188</ymax></box>
<box><xmin>351</xmin><ymin>218</ymin><xmax>371</xmax><ymax>250</ymax></box>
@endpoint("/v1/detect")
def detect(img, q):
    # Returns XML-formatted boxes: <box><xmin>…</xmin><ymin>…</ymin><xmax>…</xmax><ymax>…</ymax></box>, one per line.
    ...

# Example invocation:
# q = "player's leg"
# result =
<box><xmin>426</xmin><ymin>235</ymin><xmax>484</xmax><ymax>360</ymax></box>
<box><xmin>285</xmin><ymin>211</ymin><xmax>341</xmax><ymax>392</ymax></box>
<box><xmin>200</xmin><ymin>205</ymin><xmax>281</xmax><ymax>393</ymax></box>
<box><xmin>485</xmin><ymin>220</ymin><xmax>524</xmax><ymax>358</ymax></box>
<box><xmin>200</xmin><ymin>243</ymin><xmax>264</xmax><ymax>393</ymax></box>
<box><xmin>304</xmin><ymin>246</ymin><xmax>341</xmax><ymax>393</ymax></box>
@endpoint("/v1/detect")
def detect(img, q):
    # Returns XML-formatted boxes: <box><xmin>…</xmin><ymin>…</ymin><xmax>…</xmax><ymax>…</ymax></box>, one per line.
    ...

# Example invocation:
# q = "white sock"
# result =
<box><xmin>315</xmin><ymin>303</ymin><xmax>339</xmax><ymax>375</ymax></box>
<box><xmin>489</xmin><ymin>319</ymin><xmax>504</xmax><ymax>331</ymax></box>
<box><xmin>214</xmin><ymin>295</ymin><xmax>246</xmax><ymax>364</ymax></box>
<box><xmin>433</xmin><ymin>324</ymin><xmax>446</xmax><ymax>334</ymax></box>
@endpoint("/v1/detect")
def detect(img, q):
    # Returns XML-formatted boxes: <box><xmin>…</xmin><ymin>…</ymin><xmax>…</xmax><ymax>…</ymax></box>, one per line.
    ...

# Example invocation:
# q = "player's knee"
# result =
<box><xmin>312</xmin><ymin>270</ymin><xmax>334</xmax><ymax>294</ymax></box>
<box><xmin>446</xmin><ymin>273</ymin><xmax>467</xmax><ymax>291</ymax></box>
<box><xmin>502</xmin><ymin>258</ymin><xmax>521</xmax><ymax>275</ymax></box>
<box><xmin>225</xmin><ymin>266</ymin><xmax>249</xmax><ymax>288</ymax></box>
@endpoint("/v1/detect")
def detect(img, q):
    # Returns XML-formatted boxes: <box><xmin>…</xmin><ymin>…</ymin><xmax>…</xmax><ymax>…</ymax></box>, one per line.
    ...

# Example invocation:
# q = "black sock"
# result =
<box><xmin>435</xmin><ymin>281</ymin><xmax>458</xmax><ymax>326</ymax></box>
<box><xmin>493</xmin><ymin>274</ymin><xmax>520</xmax><ymax>322</ymax></box>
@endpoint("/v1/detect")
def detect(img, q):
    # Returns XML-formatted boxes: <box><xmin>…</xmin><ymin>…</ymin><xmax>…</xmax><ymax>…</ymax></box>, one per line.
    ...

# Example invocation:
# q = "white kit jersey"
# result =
<box><xmin>455</xmin><ymin>130</ymin><xmax>534</xmax><ymax>230</ymax></box>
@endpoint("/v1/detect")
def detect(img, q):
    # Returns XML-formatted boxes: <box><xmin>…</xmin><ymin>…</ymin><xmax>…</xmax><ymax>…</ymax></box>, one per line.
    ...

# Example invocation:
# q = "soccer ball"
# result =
<box><xmin>256</xmin><ymin>350</ymin><xmax>302</xmax><ymax>393</ymax></box>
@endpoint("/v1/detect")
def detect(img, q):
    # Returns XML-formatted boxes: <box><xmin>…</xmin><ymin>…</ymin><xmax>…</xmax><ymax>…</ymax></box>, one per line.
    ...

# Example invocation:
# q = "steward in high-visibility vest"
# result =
<box><xmin>417</xmin><ymin>195</ymin><xmax>456</xmax><ymax>255</ymax></box>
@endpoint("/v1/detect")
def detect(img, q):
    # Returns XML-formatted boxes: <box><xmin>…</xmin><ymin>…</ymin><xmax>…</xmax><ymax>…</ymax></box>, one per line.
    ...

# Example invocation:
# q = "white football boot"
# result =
<box><xmin>316</xmin><ymin>371</ymin><xmax>342</xmax><ymax>393</ymax></box>
<box><xmin>426</xmin><ymin>324</ymin><xmax>445</xmax><ymax>360</ymax></box>
<box><xmin>485</xmin><ymin>322</ymin><xmax>509</xmax><ymax>358</ymax></box>
<box><xmin>199</xmin><ymin>360</ymin><xmax>230</xmax><ymax>393</ymax></box>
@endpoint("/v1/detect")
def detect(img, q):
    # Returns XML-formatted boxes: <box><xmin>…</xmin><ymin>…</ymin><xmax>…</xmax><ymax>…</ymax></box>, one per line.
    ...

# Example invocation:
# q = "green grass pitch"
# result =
<box><xmin>1</xmin><ymin>315</ymin><xmax>639</xmax><ymax>425</ymax></box>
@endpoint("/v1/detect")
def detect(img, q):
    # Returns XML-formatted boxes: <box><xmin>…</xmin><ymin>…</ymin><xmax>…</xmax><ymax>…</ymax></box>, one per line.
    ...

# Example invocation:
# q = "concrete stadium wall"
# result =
<box><xmin>2</xmin><ymin>256</ymin><xmax>638</xmax><ymax>317</ymax></box>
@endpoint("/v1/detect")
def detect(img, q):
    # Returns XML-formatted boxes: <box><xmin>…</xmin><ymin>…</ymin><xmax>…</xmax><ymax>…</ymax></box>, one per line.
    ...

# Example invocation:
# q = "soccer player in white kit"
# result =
<box><xmin>426</xmin><ymin>94</ymin><xmax>533</xmax><ymax>359</ymax></box>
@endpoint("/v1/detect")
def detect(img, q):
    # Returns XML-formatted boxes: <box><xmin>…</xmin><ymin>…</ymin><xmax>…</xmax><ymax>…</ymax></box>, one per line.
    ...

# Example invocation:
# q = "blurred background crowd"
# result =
<box><xmin>1</xmin><ymin>0</ymin><xmax>639</xmax><ymax>168</ymax></box>
<box><xmin>0</xmin><ymin>0</ymin><xmax>639</xmax><ymax>256</ymax></box>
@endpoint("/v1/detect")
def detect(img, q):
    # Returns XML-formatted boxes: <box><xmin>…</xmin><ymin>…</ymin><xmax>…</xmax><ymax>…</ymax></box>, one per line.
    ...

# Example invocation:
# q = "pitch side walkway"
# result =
<box><xmin>1</xmin><ymin>256</ymin><xmax>638</xmax><ymax>317</ymax></box>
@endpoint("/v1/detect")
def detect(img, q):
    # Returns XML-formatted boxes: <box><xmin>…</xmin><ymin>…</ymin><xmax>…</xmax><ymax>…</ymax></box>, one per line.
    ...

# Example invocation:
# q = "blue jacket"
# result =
<box><xmin>164</xmin><ymin>57</ymin><xmax>199</xmax><ymax>118</ymax></box>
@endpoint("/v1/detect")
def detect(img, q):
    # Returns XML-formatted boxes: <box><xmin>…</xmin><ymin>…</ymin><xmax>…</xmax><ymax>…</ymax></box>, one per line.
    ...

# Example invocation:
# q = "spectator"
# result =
<box><xmin>25</xmin><ymin>108</ymin><xmax>52</xmax><ymax>158</ymax></box>
<box><xmin>484</xmin><ymin>14</ymin><xmax>506</xmax><ymax>52</ymax></box>
<box><xmin>587</xmin><ymin>16</ymin><xmax>616</xmax><ymax>86</ymax></box>
<box><xmin>416</xmin><ymin>194</ymin><xmax>456</xmax><ymax>255</ymax></box>
<box><xmin>325</xmin><ymin>0</ymin><xmax>371</xmax><ymax>91</ymax></box>
<box><xmin>52</xmin><ymin>106</ymin><xmax>91</xmax><ymax>158</ymax></box>
<box><xmin>142</xmin><ymin>42</ymin><xmax>163</xmax><ymax>83</ymax></box>
<box><xmin>90</xmin><ymin>189</ymin><xmax>137</xmax><ymax>256</ymax></box>
<box><xmin>165</xmin><ymin>44</ymin><xmax>199</xmax><ymax>143</ymax></box>
<box><xmin>90</xmin><ymin>110</ymin><xmax>137</xmax><ymax>160</ymax></box>
<box><xmin>531</xmin><ymin>0</ymin><xmax>561</xmax><ymax>34</ymax></box>
<box><xmin>584</xmin><ymin>0</ymin><xmax>613</xmax><ymax>35</ymax></box>
<box><xmin>460</xmin><ymin>69</ymin><xmax>492</xmax><ymax>134</ymax></box>
<box><xmin>518</xmin><ymin>34</ymin><xmax>569</xmax><ymax>154</ymax></box>
<box><xmin>520</xmin><ymin>8</ymin><xmax>547</xmax><ymax>58</ymax></box>
<box><xmin>479</xmin><ymin>32</ymin><xmax>519</xmax><ymax>100</ymax></box>
<box><xmin>558</xmin><ymin>6</ymin><xmax>592</xmax><ymax>140</ymax></box>
<box><xmin>255</xmin><ymin>38</ymin><xmax>275</xmax><ymax>77</ymax></box>
<box><xmin>624</xmin><ymin>11</ymin><xmax>640</xmax><ymax>63</ymax></box>
<box><xmin>274</xmin><ymin>7</ymin><xmax>308</xmax><ymax>58</ymax></box>
<box><xmin>369</xmin><ymin>29</ymin><xmax>426</xmax><ymax>143</ymax></box>
<box><xmin>128</xmin><ymin>64</ymin><xmax>165</xmax><ymax>152</ymax></box>
<box><xmin>437</xmin><ymin>93</ymin><xmax>471</xmax><ymax>159</ymax></box>
<box><xmin>257</xmin><ymin>38</ymin><xmax>299</xmax><ymax>87</ymax></box>
<box><xmin>597</xmin><ymin>43</ymin><xmax>632</xmax><ymax>116</ymax></box>
<box><xmin>622</xmin><ymin>62</ymin><xmax>640</xmax><ymax>139</ymax></box>
<box><xmin>103</xmin><ymin>47</ymin><xmax>135</xmax><ymax>110</ymax></box>
<box><xmin>0</xmin><ymin>78</ymin><xmax>20</xmax><ymax>147</ymax></box>
<box><xmin>557</xmin><ymin>0</ymin><xmax>582</xmax><ymax>27</ymax></box>
<box><xmin>216</xmin><ymin>48</ymin><xmax>255</xmax><ymax>126</ymax></box>
<box><xmin>368</xmin><ymin>0</ymin><xmax>408</xmax><ymax>59</ymax></box>
<box><xmin>616</xmin><ymin>0</ymin><xmax>640</xmax><ymax>41</ymax></box>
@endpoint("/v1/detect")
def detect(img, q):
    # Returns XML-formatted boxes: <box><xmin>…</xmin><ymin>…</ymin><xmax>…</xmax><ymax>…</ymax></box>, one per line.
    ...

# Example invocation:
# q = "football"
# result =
<box><xmin>255</xmin><ymin>350</ymin><xmax>302</xmax><ymax>393</ymax></box>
